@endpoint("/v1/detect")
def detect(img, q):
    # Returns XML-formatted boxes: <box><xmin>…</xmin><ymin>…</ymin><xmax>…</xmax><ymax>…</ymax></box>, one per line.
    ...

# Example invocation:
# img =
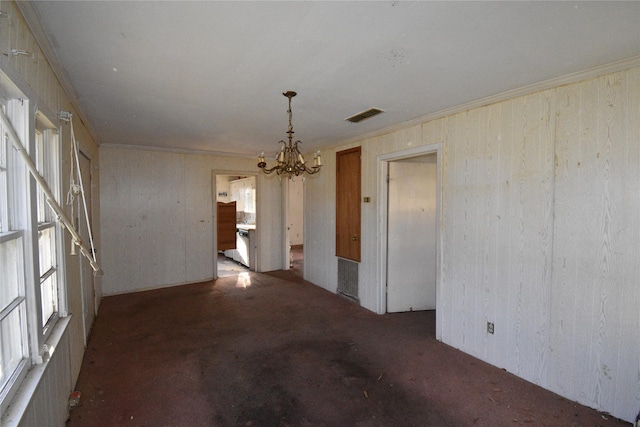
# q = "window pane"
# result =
<box><xmin>40</xmin><ymin>274</ymin><xmax>57</xmax><ymax>327</ymax></box>
<box><xmin>0</xmin><ymin>300</ymin><xmax>28</xmax><ymax>393</ymax></box>
<box><xmin>38</xmin><ymin>226</ymin><xmax>55</xmax><ymax>276</ymax></box>
<box><xmin>0</xmin><ymin>237</ymin><xmax>22</xmax><ymax>310</ymax></box>
<box><xmin>39</xmin><ymin>226</ymin><xmax>58</xmax><ymax>327</ymax></box>
<box><xmin>0</xmin><ymin>132</ymin><xmax>7</xmax><ymax>232</ymax></box>
<box><xmin>35</xmin><ymin>131</ymin><xmax>46</xmax><ymax>223</ymax></box>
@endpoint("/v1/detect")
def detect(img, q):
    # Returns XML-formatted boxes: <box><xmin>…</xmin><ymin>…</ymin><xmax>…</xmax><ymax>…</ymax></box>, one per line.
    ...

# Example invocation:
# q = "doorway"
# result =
<box><xmin>286</xmin><ymin>177</ymin><xmax>304</xmax><ymax>275</ymax></box>
<box><xmin>78</xmin><ymin>151</ymin><xmax>95</xmax><ymax>344</ymax></box>
<box><xmin>378</xmin><ymin>144</ymin><xmax>442</xmax><ymax>339</ymax></box>
<box><xmin>214</xmin><ymin>173</ymin><xmax>257</xmax><ymax>278</ymax></box>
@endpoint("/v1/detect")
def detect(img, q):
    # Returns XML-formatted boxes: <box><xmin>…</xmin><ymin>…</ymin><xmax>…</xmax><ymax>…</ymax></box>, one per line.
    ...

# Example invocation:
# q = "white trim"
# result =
<box><xmin>0</xmin><ymin>358</ymin><xmax>28</xmax><ymax>418</ymax></box>
<box><xmin>36</xmin><ymin>221</ymin><xmax>55</xmax><ymax>232</ymax></box>
<box><xmin>0</xmin><ymin>316</ymin><xmax>71</xmax><ymax>427</ymax></box>
<box><xmin>211</xmin><ymin>172</ymin><xmax>219</xmax><ymax>280</ymax></box>
<box><xmin>0</xmin><ymin>296</ymin><xmax>25</xmax><ymax>323</ymax></box>
<box><xmin>282</xmin><ymin>178</ymin><xmax>290</xmax><ymax>271</ymax></box>
<box><xmin>211</xmin><ymin>169</ymin><xmax>261</xmax><ymax>277</ymax></box>
<box><xmin>101</xmin><ymin>142</ymin><xmax>257</xmax><ymax>158</ymax></box>
<box><xmin>0</xmin><ymin>229</ymin><xmax>22</xmax><ymax>243</ymax></box>
<box><xmin>39</xmin><ymin>265</ymin><xmax>55</xmax><ymax>283</ymax></box>
<box><xmin>377</xmin><ymin>143</ymin><xmax>443</xmax><ymax>341</ymax></box>
<box><xmin>53</xmin><ymin>120</ymin><xmax>68</xmax><ymax>317</ymax></box>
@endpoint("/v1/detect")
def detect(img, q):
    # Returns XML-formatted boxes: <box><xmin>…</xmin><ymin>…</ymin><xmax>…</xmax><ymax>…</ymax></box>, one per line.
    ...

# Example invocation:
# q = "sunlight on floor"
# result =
<box><xmin>235</xmin><ymin>272</ymin><xmax>252</xmax><ymax>289</ymax></box>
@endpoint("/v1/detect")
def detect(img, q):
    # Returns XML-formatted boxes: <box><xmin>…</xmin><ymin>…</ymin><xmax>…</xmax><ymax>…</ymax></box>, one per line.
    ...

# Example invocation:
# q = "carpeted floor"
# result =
<box><xmin>66</xmin><ymin>270</ymin><xmax>627</xmax><ymax>426</ymax></box>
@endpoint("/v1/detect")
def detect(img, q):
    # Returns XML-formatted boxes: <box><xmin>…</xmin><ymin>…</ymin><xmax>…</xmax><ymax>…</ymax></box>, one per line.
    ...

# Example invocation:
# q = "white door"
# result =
<box><xmin>386</xmin><ymin>155</ymin><xmax>437</xmax><ymax>312</ymax></box>
<box><xmin>78</xmin><ymin>152</ymin><xmax>95</xmax><ymax>343</ymax></box>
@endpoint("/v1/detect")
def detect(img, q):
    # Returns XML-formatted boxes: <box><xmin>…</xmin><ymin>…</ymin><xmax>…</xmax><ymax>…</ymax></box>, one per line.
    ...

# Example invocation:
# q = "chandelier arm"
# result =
<box><xmin>303</xmin><ymin>165</ymin><xmax>321</xmax><ymax>175</ymax></box>
<box><xmin>257</xmin><ymin>163</ymin><xmax>281</xmax><ymax>174</ymax></box>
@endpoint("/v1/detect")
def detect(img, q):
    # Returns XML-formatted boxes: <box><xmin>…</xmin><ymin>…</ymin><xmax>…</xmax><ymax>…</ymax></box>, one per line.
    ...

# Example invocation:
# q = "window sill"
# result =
<box><xmin>0</xmin><ymin>315</ymin><xmax>71</xmax><ymax>427</ymax></box>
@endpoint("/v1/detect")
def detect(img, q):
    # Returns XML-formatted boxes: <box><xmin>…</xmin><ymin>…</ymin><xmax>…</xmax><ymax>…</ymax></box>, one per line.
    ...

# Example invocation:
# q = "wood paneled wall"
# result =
<box><xmin>550</xmin><ymin>69</ymin><xmax>640</xmax><ymax>417</ymax></box>
<box><xmin>16</xmin><ymin>324</ymin><xmax>72</xmax><ymax>427</ymax></box>
<box><xmin>1</xmin><ymin>1</ymin><xmax>100</xmax><ymax>425</ymax></box>
<box><xmin>439</xmin><ymin>91</ymin><xmax>557</xmax><ymax>387</ymax></box>
<box><xmin>305</xmin><ymin>66</ymin><xmax>640</xmax><ymax>422</ymax></box>
<box><xmin>99</xmin><ymin>146</ymin><xmax>284</xmax><ymax>295</ymax></box>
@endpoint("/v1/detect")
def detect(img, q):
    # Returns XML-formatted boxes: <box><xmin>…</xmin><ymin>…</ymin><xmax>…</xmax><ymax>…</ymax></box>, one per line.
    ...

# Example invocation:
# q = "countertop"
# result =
<box><xmin>236</xmin><ymin>224</ymin><xmax>256</xmax><ymax>230</ymax></box>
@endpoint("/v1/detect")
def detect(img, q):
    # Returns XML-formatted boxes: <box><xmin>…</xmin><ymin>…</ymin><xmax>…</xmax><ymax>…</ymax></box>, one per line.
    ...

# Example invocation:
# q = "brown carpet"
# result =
<box><xmin>67</xmin><ymin>271</ymin><xmax>627</xmax><ymax>426</ymax></box>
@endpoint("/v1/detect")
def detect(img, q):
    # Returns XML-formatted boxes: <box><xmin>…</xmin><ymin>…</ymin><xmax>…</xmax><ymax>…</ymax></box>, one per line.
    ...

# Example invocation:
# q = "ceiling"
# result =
<box><xmin>28</xmin><ymin>1</ymin><xmax>640</xmax><ymax>157</ymax></box>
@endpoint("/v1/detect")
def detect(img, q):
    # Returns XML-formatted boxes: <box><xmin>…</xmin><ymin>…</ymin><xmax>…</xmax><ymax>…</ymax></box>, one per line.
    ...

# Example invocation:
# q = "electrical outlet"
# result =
<box><xmin>487</xmin><ymin>322</ymin><xmax>494</xmax><ymax>334</ymax></box>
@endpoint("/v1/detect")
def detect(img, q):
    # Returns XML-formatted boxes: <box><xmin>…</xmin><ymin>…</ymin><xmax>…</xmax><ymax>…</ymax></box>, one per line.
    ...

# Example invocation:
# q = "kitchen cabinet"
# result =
<box><xmin>230</xmin><ymin>181</ymin><xmax>244</xmax><ymax>212</ymax></box>
<box><xmin>230</xmin><ymin>177</ymin><xmax>256</xmax><ymax>214</ymax></box>
<box><xmin>216</xmin><ymin>176</ymin><xmax>231</xmax><ymax>202</ymax></box>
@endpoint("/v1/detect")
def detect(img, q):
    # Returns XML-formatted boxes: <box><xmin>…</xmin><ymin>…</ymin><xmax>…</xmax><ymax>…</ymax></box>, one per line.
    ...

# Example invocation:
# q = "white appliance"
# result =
<box><xmin>234</xmin><ymin>228</ymin><xmax>250</xmax><ymax>267</ymax></box>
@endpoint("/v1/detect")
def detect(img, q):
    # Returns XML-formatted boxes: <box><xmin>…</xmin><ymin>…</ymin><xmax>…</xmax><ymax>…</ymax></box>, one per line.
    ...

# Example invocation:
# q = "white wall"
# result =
<box><xmin>549</xmin><ymin>70</ymin><xmax>640</xmax><ymax>418</ymax></box>
<box><xmin>305</xmin><ymin>65</ymin><xmax>640</xmax><ymax>423</ymax></box>
<box><xmin>99</xmin><ymin>146</ymin><xmax>284</xmax><ymax>295</ymax></box>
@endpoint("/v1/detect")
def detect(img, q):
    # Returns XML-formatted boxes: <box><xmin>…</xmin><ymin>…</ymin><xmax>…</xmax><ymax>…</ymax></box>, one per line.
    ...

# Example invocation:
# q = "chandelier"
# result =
<box><xmin>258</xmin><ymin>91</ymin><xmax>322</xmax><ymax>178</ymax></box>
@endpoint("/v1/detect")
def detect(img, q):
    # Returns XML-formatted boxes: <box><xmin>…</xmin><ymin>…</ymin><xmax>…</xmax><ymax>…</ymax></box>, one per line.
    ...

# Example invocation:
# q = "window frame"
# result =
<box><xmin>34</xmin><ymin>126</ymin><xmax>61</xmax><ymax>337</ymax></box>
<box><xmin>0</xmin><ymin>98</ymin><xmax>32</xmax><ymax>412</ymax></box>
<box><xmin>0</xmin><ymin>90</ymin><xmax>66</xmax><ymax>414</ymax></box>
<box><xmin>0</xmin><ymin>130</ymin><xmax>9</xmax><ymax>231</ymax></box>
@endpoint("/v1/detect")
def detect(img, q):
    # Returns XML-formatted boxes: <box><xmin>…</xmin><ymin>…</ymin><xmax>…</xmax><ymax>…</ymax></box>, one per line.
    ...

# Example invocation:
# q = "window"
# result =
<box><xmin>0</xmin><ymin>128</ymin><xmax>8</xmax><ymax>230</ymax></box>
<box><xmin>0</xmin><ymin>89</ymin><xmax>64</xmax><ymax>412</ymax></box>
<box><xmin>0</xmin><ymin>100</ymin><xmax>30</xmax><ymax>408</ymax></box>
<box><xmin>35</xmin><ymin>128</ymin><xmax>60</xmax><ymax>331</ymax></box>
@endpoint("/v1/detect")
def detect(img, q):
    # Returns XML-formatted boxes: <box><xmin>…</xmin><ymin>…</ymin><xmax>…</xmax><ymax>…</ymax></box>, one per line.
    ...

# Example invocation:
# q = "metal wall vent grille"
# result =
<box><xmin>345</xmin><ymin>107</ymin><xmax>385</xmax><ymax>123</ymax></box>
<box><xmin>337</xmin><ymin>258</ymin><xmax>359</xmax><ymax>302</ymax></box>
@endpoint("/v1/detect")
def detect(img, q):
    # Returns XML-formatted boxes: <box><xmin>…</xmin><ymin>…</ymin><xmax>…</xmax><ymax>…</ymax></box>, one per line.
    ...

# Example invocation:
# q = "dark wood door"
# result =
<box><xmin>217</xmin><ymin>202</ymin><xmax>237</xmax><ymax>251</ymax></box>
<box><xmin>336</xmin><ymin>147</ymin><xmax>361</xmax><ymax>261</ymax></box>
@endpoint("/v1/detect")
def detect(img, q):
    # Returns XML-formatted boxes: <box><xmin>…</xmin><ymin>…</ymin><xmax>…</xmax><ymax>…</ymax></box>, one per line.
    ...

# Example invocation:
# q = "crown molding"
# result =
<box><xmin>100</xmin><ymin>143</ymin><xmax>256</xmax><ymax>159</ymax></box>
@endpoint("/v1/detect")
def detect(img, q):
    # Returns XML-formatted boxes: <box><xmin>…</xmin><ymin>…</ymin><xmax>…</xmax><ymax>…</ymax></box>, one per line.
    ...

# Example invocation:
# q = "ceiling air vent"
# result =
<box><xmin>345</xmin><ymin>107</ymin><xmax>385</xmax><ymax>123</ymax></box>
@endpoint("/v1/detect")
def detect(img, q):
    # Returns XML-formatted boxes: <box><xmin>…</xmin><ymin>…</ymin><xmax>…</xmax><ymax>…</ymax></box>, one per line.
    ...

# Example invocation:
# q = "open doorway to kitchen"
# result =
<box><xmin>214</xmin><ymin>173</ymin><xmax>257</xmax><ymax>278</ymax></box>
<box><xmin>378</xmin><ymin>144</ymin><xmax>442</xmax><ymax>340</ymax></box>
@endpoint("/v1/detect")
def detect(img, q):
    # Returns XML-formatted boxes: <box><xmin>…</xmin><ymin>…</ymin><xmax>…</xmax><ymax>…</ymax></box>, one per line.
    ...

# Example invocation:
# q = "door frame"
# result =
<box><xmin>212</xmin><ymin>170</ymin><xmax>259</xmax><ymax>279</ymax></box>
<box><xmin>282</xmin><ymin>178</ymin><xmax>290</xmax><ymax>271</ymax></box>
<box><xmin>77</xmin><ymin>150</ymin><xmax>96</xmax><ymax>345</ymax></box>
<box><xmin>377</xmin><ymin>143</ymin><xmax>443</xmax><ymax>340</ymax></box>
